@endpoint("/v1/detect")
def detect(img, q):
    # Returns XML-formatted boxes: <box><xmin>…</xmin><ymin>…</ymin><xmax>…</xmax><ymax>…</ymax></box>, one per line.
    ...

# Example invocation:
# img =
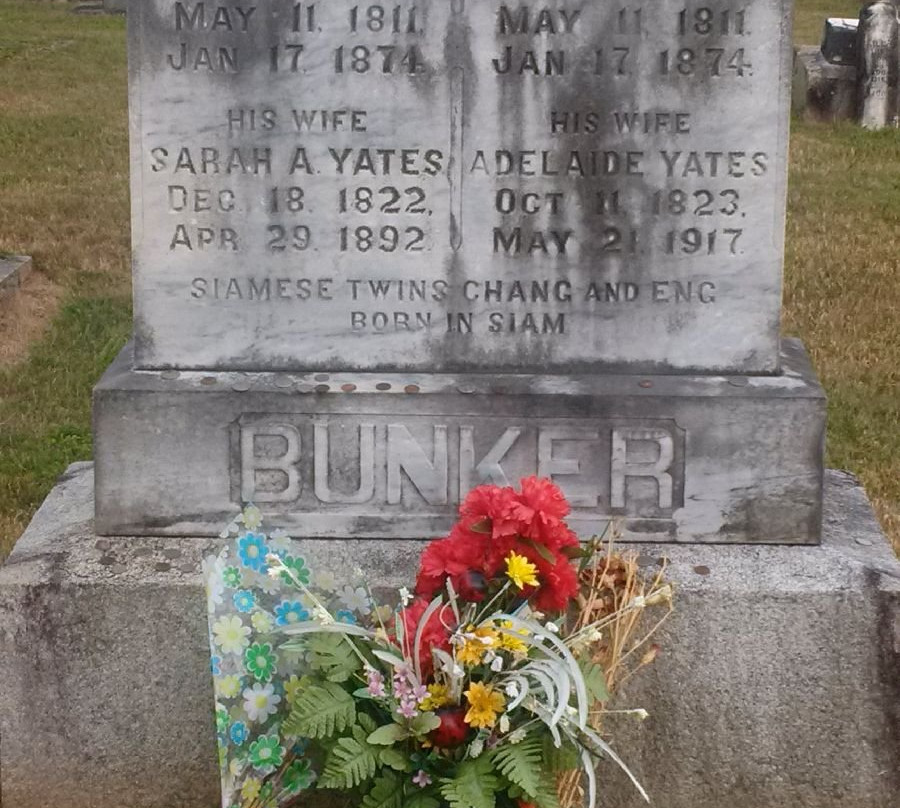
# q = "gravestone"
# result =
<box><xmin>8</xmin><ymin>3</ymin><xmax>899</xmax><ymax>808</ymax></box>
<box><xmin>94</xmin><ymin>0</ymin><xmax>825</xmax><ymax>543</ymax></box>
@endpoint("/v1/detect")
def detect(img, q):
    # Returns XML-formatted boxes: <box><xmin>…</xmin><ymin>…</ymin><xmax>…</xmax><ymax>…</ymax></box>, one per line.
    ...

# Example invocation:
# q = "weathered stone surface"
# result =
<box><xmin>858</xmin><ymin>1</ymin><xmax>900</xmax><ymax>129</ymax></box>
<box><xmin>821</xmin><ymin>17</ymin><xmax>859</xmax><ymax>65</ymax></box>
<box><xmin>1</xmin><ymin>463</ymin><xmax>897</xmax><ymax>808</ymax></box>
<box><xmin>93</xmin><ymin>338</ymin><xmax>825</xmax><ymax>543</ymax></box>
<box><xmin>103</xmin><ymin>0</ymin><xmax>128</xmax><ymax>14</ymax></box>
<box><xmin>0</xmin><ymin>255</ymin><xmax>32</xmax><ymax>300</ymax></box>
<box><xmin>792</xmin><ymin>46</ymin><xmax>858</xmax><ymax>122</ymax></box>
<box><xmin>129</xmin><ymin>0</ymin><xmax>793</xmax><ymax>374</ymax></box>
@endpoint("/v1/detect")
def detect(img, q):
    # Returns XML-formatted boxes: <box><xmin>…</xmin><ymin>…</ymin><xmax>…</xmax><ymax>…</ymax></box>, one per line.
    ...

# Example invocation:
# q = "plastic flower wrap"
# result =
<box><xmin>205</xmin><ymin>480</ymin><xmax>673</xmax><ymax>808</ymax></box>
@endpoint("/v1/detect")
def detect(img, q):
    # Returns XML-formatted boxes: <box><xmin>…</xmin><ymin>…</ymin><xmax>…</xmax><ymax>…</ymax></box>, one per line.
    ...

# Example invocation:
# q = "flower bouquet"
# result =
<box><xmin>205</xmin><ymin>478</ymin><xmax>673</xmax><ymax>808</ymax></box>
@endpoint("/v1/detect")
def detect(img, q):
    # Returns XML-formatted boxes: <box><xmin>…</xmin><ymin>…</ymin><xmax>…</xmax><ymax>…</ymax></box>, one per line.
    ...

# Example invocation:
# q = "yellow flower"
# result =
<box><xmin>284</xmin><ymin>675</ymin><xmax>304</xmax><ymax>705</ymax></box>
<box><xmin>457</xmin><ymin>626</ymin><xmax>497</xmax><ymax>667</ymax></box>
<box><xmin>241</xmin><ymin>777</ymin><xmax>261</xmax><ymax>801</ymax></box>
<box><xmin>216</xmin><ymin>674</ymin><xmax>241</xmax><ymax>700</ymax></box>
<box><xmin>505</xmin><ymin>552</ymin><xmax>539</xmax><ymax>590</ymax></box>
<box><xmin>496</xmin><ymin>621</ymin><xmax>529</xmax><ymax>655</ymax></box>
<box><xmin>464</xmin><ymin>682</ymin><xmax>506</xmax><ymax>729</ymax></box>
<box><xmin>420</xmin><ymin>683</ymin><xmax>451</xmax><ymax>711</ymax></box>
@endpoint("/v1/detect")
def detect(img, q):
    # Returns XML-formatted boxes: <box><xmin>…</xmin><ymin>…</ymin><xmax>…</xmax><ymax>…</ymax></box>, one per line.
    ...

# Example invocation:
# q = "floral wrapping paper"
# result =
<box><xmin>204</xmin><ymin>505</ymin><xmax>373</xmax><ymax>808</ymax></box>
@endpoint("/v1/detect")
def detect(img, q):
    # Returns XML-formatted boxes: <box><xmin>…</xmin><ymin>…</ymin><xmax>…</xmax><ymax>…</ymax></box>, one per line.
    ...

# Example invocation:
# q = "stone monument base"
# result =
<box><xmin>93</xmin><ymin>339</ymin><xmax>825</xmax><ymax>544</ymax></box>
<box><xmin>1</xmin><ymin>463</ymin><xmax>897</xmax><ymax>808</ymax></box>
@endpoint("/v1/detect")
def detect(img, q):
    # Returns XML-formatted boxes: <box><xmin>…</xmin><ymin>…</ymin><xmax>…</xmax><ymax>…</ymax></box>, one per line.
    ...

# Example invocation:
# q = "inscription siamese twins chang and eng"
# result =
<box><xmin>131</xmin><ymin>0</ymin><xmax>792</xmax><ymax>374</ymax></box>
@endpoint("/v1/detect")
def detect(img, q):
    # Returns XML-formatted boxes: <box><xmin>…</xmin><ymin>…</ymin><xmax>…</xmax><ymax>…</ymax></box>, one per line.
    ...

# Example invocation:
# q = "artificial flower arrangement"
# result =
<box><xmin>205</xmin><ymin>477</ymin><xmax>673</xmax><ymax>808</ymax></box>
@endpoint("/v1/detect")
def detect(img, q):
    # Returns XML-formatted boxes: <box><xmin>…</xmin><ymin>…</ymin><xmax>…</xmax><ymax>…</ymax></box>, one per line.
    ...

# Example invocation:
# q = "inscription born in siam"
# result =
<box><xmin>131</xmin><ymin>0</ymin><xmax>791</xmax><ymax>373</ymax></box>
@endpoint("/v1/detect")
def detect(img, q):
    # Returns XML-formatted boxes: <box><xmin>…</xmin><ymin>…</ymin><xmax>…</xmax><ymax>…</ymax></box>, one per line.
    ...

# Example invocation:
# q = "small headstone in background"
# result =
<box><xmin>0</xmin><ymin>255</ymin><xmax>32</xmax><ymax>301</ymax></box>
<box><xmin>821</xmin><ymin>18</ymin><xmax>860</xmax><ymax>64</ymax></box>
<box><xmin>858</xmin><ymin>1</ymin><xmax>900</xmax><ymax>128</ymax></box>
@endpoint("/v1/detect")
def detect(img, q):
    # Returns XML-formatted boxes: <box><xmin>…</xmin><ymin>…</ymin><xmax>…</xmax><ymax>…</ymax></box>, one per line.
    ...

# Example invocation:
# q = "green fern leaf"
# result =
<box><xmin>491</xmin><ymin>737</ymin><xmax>543</xmax><ymax>799</ymax></box>
<box><xmin>440</xmin><ymin>756</ymin><xmax>498</xmax><ymax>808</ymax></box>
<box><xmin>530</xmin><ymin>772</ymin><xmax>562</xmax><ymax>808</ymax></box>
<box><xmin>403</xmin><ymin>792</ymin><xmax>441</xmax><ymax>808</ymax></box>
<box><xmin>361</xmin><ymin>771</ymin><xmax>404</xmax><ymax>808</ymax></box>
<box><xmin>541</xmin><ymin>733</ymin><xmax>580</xmax><ymax>774</ymax></box>
<box><xmin>319</xmin><ymin>735</ymin><xmax>379</xmax><ymax>789</ymax></box>
<box><xmin>307</xmin><ymin>633</ymin><xmax>362</xmax><ymax>683</ymax></box>
<box><xmin>283</xmin><ymin>680</ymin><xmax>356</xmax><ymax>739</ymax></box>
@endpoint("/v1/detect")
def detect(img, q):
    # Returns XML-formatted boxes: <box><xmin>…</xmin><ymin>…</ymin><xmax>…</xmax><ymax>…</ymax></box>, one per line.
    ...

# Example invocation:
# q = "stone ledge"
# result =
<box><xmin>1</xmin><ymin>463</ymin><xmax>898</xmax><ymax>808</ymax></box>
<box><xmin>93</xmin><ymin>340</ymin><xmax>826</xmax><ymax>544</ymax></box>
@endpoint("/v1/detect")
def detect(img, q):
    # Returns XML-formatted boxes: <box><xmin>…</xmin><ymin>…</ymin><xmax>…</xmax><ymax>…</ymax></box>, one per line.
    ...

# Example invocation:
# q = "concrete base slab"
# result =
<box><xmin>1</xmin><ymin>463</ymin><xmax>897</xmax><ymax>808</ymax></box>
<box><xmin>94</xmin><ymin>339</ymin><xmax>826</xmax><ymax>544</ymax></box>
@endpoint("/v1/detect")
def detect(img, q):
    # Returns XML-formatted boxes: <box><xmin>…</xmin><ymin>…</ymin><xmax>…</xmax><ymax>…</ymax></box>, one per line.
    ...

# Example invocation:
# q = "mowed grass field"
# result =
<box><xmin>0</xmin><ymin>1</ymin><xmax>897</xmax><ymax>558</ymax></box>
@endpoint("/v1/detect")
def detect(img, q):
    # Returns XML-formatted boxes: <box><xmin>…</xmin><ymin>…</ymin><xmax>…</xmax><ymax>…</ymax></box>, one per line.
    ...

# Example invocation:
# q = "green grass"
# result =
<box><xmin>0</xmin><ymin>1</ymin><xmax>897</xmax><ymax>558</ymax></box>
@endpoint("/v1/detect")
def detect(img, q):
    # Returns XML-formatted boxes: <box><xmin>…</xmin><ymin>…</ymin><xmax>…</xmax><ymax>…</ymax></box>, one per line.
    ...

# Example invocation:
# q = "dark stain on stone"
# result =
<box><xmin>154</xmin><ymin>562</ymin><xmax>172</xmax><ymax>573</ymax></box>
<box><xmin>693</xmin><ymin>565</ymin><xmax>711</xmax><ymax>576</ymax></box>
<box><xmin>98</xmin><ymin>554</ymin><xmax>118</xmax><ymax>566</ymax></box>
<box><xmin>162</xmin><ymin>548</ymin><xmax>183</xmax><ymax>560</ymax></box>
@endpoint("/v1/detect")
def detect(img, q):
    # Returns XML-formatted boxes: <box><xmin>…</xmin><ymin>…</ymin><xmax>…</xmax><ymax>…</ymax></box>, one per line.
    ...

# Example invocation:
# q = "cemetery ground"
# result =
<box><xmin>0</xmin><ymin>0</ymin><xmax>896</xmax><ymax>561</ymax></box>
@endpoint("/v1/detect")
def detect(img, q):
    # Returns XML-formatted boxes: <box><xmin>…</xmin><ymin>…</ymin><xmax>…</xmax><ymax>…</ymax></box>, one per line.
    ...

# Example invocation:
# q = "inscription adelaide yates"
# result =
<box><xmin>233</xmin><ymin>415</ymin><xmax>685</xmax><ymax>524</ymax></box>
<box><xmin>131</xmin><ymin>0</ymin><xmax>790</xmax><ymax>372</ymax></box>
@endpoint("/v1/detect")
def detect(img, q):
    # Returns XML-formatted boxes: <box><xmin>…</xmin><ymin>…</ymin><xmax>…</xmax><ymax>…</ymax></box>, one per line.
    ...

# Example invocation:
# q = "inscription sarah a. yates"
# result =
<box><xmin>132</xmin><ymin>0</ymin><xmax>790</xmax><ymax>371</ymax></box>
<box><xmin>232</xmin><ymin>414</ymin><xmax>686</xmax><ymax>519</ymax></box>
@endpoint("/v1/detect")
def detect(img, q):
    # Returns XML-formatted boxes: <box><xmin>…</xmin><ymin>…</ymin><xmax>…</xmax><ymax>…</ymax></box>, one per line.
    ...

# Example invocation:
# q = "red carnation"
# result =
<box><xmin>459</xmin><ymin>484</ymin><xmax>520</xmax><ymax>540</ymax></box>
<box><xmin>530</xmin><ymin>550</ymin><xmax>579</xmax><ymax>613</ymax></box>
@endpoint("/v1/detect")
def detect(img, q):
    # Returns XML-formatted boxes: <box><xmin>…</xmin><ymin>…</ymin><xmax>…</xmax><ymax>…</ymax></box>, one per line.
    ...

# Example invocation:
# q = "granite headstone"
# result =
<box><xmin>95</xmin><ymin>0</ymin><xmax>825</xmax><ymax>542</ymax></box>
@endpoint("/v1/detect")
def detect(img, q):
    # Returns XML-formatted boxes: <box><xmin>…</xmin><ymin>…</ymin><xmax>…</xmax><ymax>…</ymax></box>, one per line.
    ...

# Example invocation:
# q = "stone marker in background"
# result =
<box><xmin>858</xmin><ymin>1</ymin><xmax>900</xmax><ymax>128</ymax></box>
<box><xmin>3</xmin><ymin>2</ymin><xmax>899</xmax><ymax>808</ymax></box>
<box><xmin>0</xmin><ymin>254</ymin><xmax>32</xmax><ymax>301</ymax></box>
<box><xmin>94</xmin><ymin>0</ymin><xmax>825</xmax><ymax>542</ymax></box>
<box><xmin>822</xmin><ymin>17</ymin><xmax>860</xmax><ymax>64</ymax></box>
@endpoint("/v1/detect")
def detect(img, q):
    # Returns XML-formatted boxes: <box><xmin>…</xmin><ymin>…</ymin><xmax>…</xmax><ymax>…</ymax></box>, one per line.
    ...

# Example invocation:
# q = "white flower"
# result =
<box><xmin>508</xmin><ymin>728</ymin><xmax>527</xmax><ymax>744</ymax></box>
<box><xmin>505</xmin><ymin>682</ymin><xmax>520</xmax><ymax>698</ymax></box>
<box><xmin>245</xmin><ymin>570</ymin><xmax>280</xmax><ymax>596</ymax></box>
<box><xmin>243</xmin><ymin>683</ymin><xmax>281</xmax><ymax>723</ymax></box>
<box><xmin>312</xmin><ymin>606</ymin><xmax>334</xmax><ymax>624</ymax></box>
<box><xmin>499</xmin><ymin>714</ymin><xmax>510</xmax><ymax>734</ymax></box>
<box><xmin>634</xmin><ymin>709</ymin><xmax>649</xmax><ymax>721</ymax></box>
<box><xmin>314</xmin><ymin>570</ymin><xmax>338</xmax><ymax>592</ymax></box>
<box><xmin>632</xmin><ymin>595</ymin><xmax>646</xmax><ymax>609</ymax></box>
<box><xmin>588</xmin><ymin>629</ymin><xmax>603</xmax><ymax>642</ymax></box>
<box><xmin>468</xmin><ymin>738</ymin><xmax>485</xmax><ymax>758</ymax></box>
<box><xmin>242</xmin><ymin>504</ymin><xmax>263</xmax><ymax>529</ymax></box>
<box><xmin>490</xmin><ymin>656</ymin><xmax>504</xmax><ymax>672</ymax></box>
<box><xmin>212</xmin><ymin>616</ymin><xmax>251</xmax><ymax>655</ymax></box>
<box><xmin>202</xmin><ymin>554</ymin><xmax>226</xmax><ymax>608</ymax></box>
<box><xmin>398</xmin><ymin>587</ymin><xmax>413</xmax><ymax>607</ymax></box>
<box><xmin>545</xmin><ymin>622</ymin><xmax>559</xmax><ymax>634</ymax></box>
<box><xmin>268</xmin><ymin>529</ymin><xmax>293</xmax><ymax>553</ymax></box>
<box><xmin>339</xmin><ymin>585</ymin><xmax>372</xmax><ymax>615</ymax></box>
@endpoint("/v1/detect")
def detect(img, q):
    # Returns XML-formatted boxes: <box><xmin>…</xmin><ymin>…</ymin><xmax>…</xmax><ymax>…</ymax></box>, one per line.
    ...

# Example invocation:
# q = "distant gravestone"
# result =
<box><xmin>858</xmin><ymin>1</ymin><xmax>900</xmax><ymax>128</ymax></box>
<box><xmin>94</xmin><ymin>0</ymin><xmax>824</xmax><ymax>543</ymax></box>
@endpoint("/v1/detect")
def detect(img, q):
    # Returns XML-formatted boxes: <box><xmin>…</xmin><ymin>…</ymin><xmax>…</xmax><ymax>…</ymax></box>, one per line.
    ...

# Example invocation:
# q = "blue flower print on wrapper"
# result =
<box><xmin>275</xmin><ymin>601</ymin><xmax>309</xmax><ymax>626</ymax></box>
<box><xmin>230</xmin><ymin>721</ymin><xmax>249</xmax><ymax>746</ymax></box>
<box><xmin>237</xmin><ymin>533</ymin><xmax>268</xmax><ymax>572</ymax></box>
<box><xmin>211</xmin><ymin>655</ymin><xmax>222</xmax><ymax>675</ymax></box>
<box><xmin>336</xmin><ymin>609</ymin><xmax>358</xmax><ymax>625</ymax></box>
<box><xmin>233</xmin><ymin>590</ymin><xmax>256</xmax><ymax>613</ymax></box>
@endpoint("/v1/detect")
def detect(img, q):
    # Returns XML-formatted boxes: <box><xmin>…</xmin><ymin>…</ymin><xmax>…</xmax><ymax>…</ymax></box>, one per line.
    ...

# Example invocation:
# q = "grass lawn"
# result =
<box><xmin>0</xmin><ymin>1</ymin><xmax>897</xmax><ymax>558</ymax></box>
